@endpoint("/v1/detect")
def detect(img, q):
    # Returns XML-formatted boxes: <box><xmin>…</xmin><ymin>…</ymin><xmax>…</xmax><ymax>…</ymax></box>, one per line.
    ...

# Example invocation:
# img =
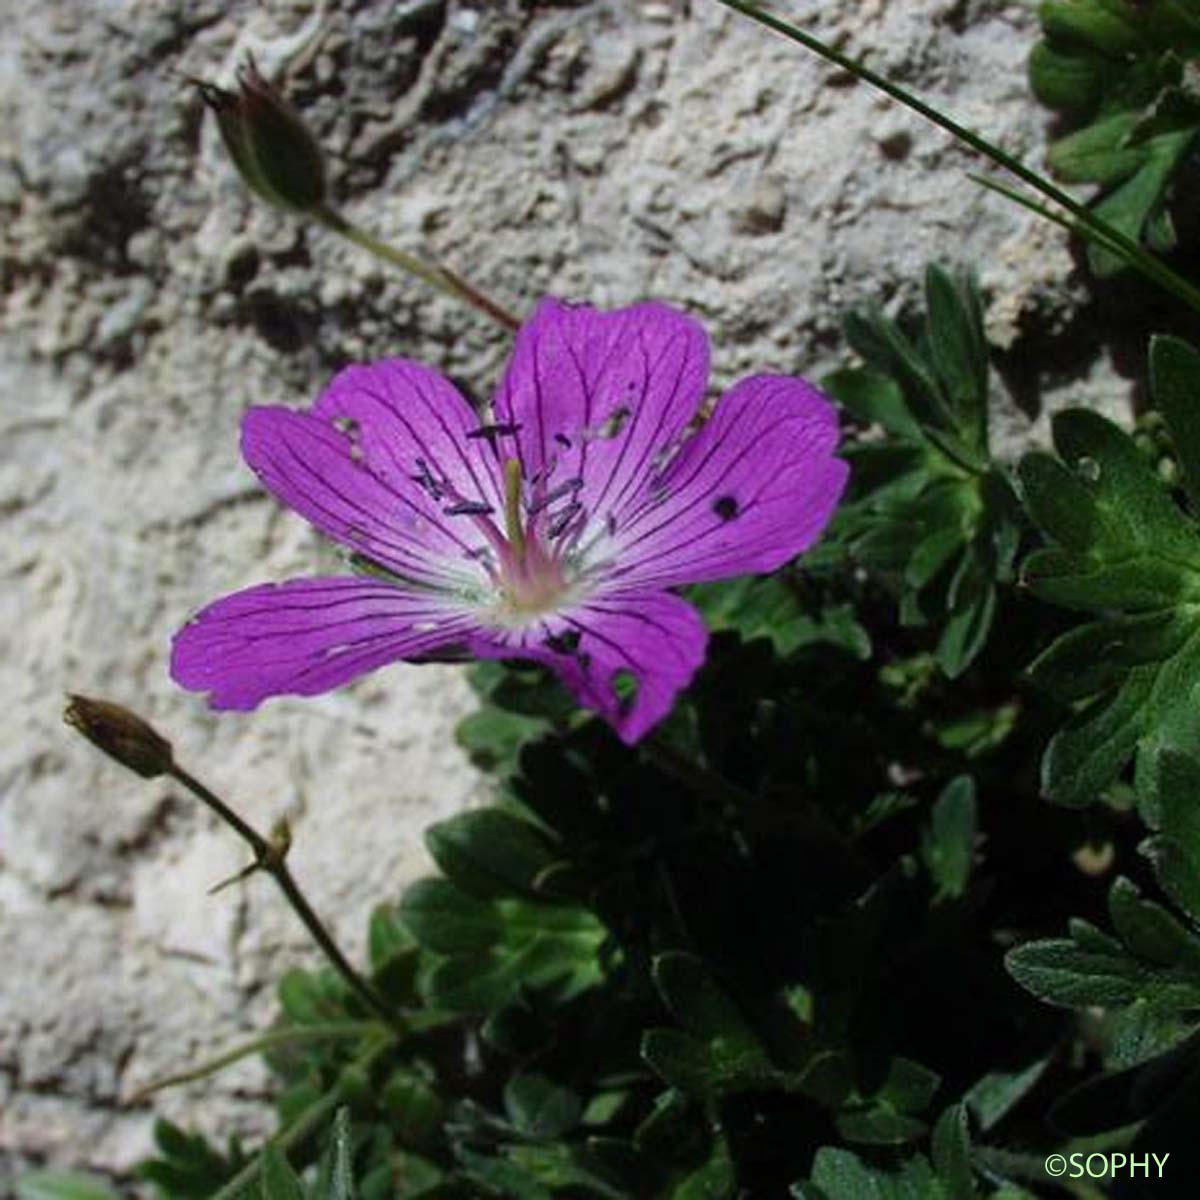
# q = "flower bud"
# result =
<box><xmin>197</xmin><ymin>57</ymin><xmax>328</xmax><ymax>215</ymax></box>
<box><xmin>64</xmin><ymin>695</ymin><xmax>175</xmax><ymax>779</ymax></box>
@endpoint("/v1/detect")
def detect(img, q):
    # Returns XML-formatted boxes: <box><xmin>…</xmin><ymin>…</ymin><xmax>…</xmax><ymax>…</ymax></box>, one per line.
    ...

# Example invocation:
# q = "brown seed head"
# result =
<box><xmin>64</xmin><ymin>695</ymin><xmax>175</xmax><ymax>779</ymax></box>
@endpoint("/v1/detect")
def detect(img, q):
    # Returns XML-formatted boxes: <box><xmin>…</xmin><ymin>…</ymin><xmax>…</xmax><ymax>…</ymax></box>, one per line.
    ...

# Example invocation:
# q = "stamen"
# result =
<box><xmin>503</xmin><ymin>458</ymin><xmax>526</xmax><ymax>559</ymax></box>
<box><xmin>547</xmin><ymin>500</ymin><xmax>583</xmax><ymax>540</ymax></box>
<box><xmin>530</xmin><ymin>454</ymin><xmax>559</xmax><ymax>488</ymax></box>
<box><xmin>466</xmin><ymin>421</ymin><xmax>522</xmax><ymax>447</ymax></box>
<box><xmin>554</xmin><ymin>432</ymin><xmax>572</xmax><ymax>449</ymax></box>
<box><xmin>410</xmin><ymin>458</ymin><xmax>443</xmax><ymax>499</ymax></box>
<box><xmin>443</xmin><ymin>500</ymin><xmax>494</xmax><ymax>517</ymax></box>
<box><xmin>526</xmin><ymin>476</ymin><xmax>584</xmax><ymax>515</ymax></box>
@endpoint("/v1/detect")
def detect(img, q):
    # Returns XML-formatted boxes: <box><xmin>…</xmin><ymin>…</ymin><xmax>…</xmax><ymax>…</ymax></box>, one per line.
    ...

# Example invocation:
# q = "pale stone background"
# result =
<box><xmin>0</xmin><ymin>0</ymin><xmax>1102</xmax><ymax>1185</ymax></box>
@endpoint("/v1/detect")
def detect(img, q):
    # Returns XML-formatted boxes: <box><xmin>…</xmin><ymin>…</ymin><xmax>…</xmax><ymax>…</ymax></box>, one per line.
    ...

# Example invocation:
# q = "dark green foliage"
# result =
<box><xmin>1029</xmin><ymin>0</ymin><xmax>1200</xmax><ymax>273</ymax></box>
<box><xmin>125</xmin><ymin>286</ymin><xmax>1200</xmax><ymax>1200</ymax></box>
<box><xmin>822</xmin><ymin>266</ymin><xmax>1023</xmax><ymax>678</ymax></box>
<box><xmin>1018</xmin><ymin>339</ymin><xmax>1200</xmax><ymax>814</ymax></box>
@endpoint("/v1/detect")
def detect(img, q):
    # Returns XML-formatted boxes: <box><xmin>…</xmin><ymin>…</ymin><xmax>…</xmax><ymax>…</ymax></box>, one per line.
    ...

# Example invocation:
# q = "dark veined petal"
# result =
<box><xmin>469</xmin><ymin>590</ymin><xmax>708</xmax><ymax>745</ymax></box>
<box><xmin>608</xmin><ymin>375</ymin><xmax>848</xmax><ymax>589</ymax></box>
<box><xmin>314</xmin><ymin>358</ymin><xmax>505</xmax><ymax>514</ymax></box>
<box><xmin>491</xmin><ymin>299</ymin><xmax>709</xmax><ymax>535</ymax></box>
<box><xmin>171</xmin><ymin>577</ymin><xmax>481</xmax><ymax>710</ymax></box>
<box><xmin>241</xmin><ymin>404</ymin><xmax>495</xmax><ymax>592</ymax></box>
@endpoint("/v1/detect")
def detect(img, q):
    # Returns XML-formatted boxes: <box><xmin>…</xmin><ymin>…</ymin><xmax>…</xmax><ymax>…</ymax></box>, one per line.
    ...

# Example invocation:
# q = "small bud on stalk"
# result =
<box><xmin>63</xmin><ymin>694</ymin><xmax>397</xmax><ymax>1026</ymax></box>
<box><xmin>193</xmin><ymin>57</ymin><xmax>521</xmax><ymax>332</ymax></box>
<box><xmin>197</xmin><ymin>56</ymin><xmax>327</xmax><ymax>215</ymax></box>
<box><xmin>63</xmin><ymin>695</ymin><xmax>175</xmax><ymax>779</ymax></box>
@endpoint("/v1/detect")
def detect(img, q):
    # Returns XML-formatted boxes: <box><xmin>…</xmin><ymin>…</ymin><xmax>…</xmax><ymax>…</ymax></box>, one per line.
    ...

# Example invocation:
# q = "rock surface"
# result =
<box><xmin>1</xmin><ymin>0</ymin><xmax>1095</xmax><ymax>1184</ymax></box>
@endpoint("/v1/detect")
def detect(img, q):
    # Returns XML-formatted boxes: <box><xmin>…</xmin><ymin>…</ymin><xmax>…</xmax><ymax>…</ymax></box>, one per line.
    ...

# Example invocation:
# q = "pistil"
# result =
<box><xmin>504</xmin><ymin>458</ymin><xmax>526</xmax><ymax>560</ymax></box>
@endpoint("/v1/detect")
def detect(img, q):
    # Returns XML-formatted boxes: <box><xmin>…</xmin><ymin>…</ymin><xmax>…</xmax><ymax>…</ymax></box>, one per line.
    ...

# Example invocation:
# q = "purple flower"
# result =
<box><xmin>171</xmin><ymin>300</ymin><xmax>848</xmax><ymax>744</ymax></box>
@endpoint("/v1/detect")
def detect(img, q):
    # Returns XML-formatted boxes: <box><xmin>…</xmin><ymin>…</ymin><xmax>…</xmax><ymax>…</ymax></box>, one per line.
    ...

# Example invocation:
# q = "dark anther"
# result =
<box><xmin>410</xmin><ymin>458</ymin><xmax>443</xmax><ymax>499</ymax></box>
<box><xmin>548</xmin><ymin>501</ymin><xmax>583</xmax><ymax>539</ymax></box>
<box><xmin>527</xmin><ymin>477</ymin><xmax>584</xmax><ymax>515</ymax></box>
<box><xmin>554</xmin><ymin>432</ymin><xmax>572</xmax><ymax>449</ymax></box>
<box><xmin>443</xmin><ymin>500</ymin><xmax>494</xmax><ymax>517</ymax></box>
<box><xmin>605</xmin><ymin>512</ymin><xmax>617</xmax><ymax>536</ymax></box>
<box><xmin>544</xmin><ymin>629</ymin><xmax>582</xmax><ymax>655</ymax></box>
<box><xmin>466</xmin><ymin>421</ymin><xmax>522</xmax><ymax>448</ymax></box>
<box><xmin>713</xmin><ymin>495</ymin><xmax>739</xmax><ymax>521</ymax></box>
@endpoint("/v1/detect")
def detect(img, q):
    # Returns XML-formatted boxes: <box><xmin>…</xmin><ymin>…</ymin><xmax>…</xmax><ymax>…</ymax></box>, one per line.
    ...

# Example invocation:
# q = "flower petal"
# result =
<box><xmin>314</xmin><ymin>358</ymin><xmax>505</xmax><ymax>515</ymax></box>
<box><xmin>491</xmin><ymin>299</ymin><xmax>709</xmax><ymax>538</ymax></box>
<box><xmin>469</xmin><ymin>590</ymin><xmax>708</xmax><ymax>745</ymax></box>
<box><xmin>242</xmin><ymin>401</ymin><xmax>496</xmax><ymax>592</ymax></box>
<box><xmin>171</xmin><ymin>576</ymin><xmax>480</xmax><ymax>710</ymax></box>
<box><xmin>610</xmin><ymin>375</ymin><xmax>849</xmax><ymax>588</ymax></box>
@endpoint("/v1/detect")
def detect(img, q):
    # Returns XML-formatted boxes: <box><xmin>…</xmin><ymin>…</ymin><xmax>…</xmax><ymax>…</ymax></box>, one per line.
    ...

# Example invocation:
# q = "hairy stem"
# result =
<box><xmin>128</xmin><ymin>1021</ymin><xmax>381</xmax><ymax>1103</ymax></box>
<box><xmin>170</xmin><ymin>764</ymin><xmax>398</xmax><ymax>1029</ymax></box>
<box><xmin>315</xmin><ymin>205</ymin><xmax>522</xmax><ymax>333</ymax></box>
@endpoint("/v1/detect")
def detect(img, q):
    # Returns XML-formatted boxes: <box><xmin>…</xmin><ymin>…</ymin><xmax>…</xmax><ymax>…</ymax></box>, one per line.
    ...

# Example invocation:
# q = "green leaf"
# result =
<box><xmin>381</xmin><ymin>1069</ymin><xmax>444</xmax><ymax>1149</ymax></box>
<box><xmin>824</xmin><ymin>367</ymin><xmax>922</xmax><ymax>438</ymax></box>
<box><xmin>1005</xmin><ymin>937</ymin><xmax>1154</xmax><ymax>1008</ymax></box>
<box><xmin>1018</xmin><ymin>451</ymin><xmax>1103</xmax><ymax>551</ymax></box>
<box><xmin>835</xmin><ymin>1109</ymin><xmax>928</xmax><ymax>1146</ymax></box>
<box><xmin>1088</xmin><ymin>125</ymin><xmax>1194</xmax><ymax>274</ymax></box>
<box><xmin>652</xmin><ymin>953</ymin><xmax>758</xmax><ymax>1046</ymax></box>
<box><xmin>843</xmin><ymin>309</ymin><xmax>946</xmax><ymax>435</ymax></box>
<box><xmin>1107</xmin><ymin>874</ymin><xmax>1200</xmax><ymax>969</ymax></box>
<box><xmin>1041</xmin><ymin>668</ymin><xmax>1153</xmax><ymax>807</ymax></box>
<box><xmin>796</xmin><ymin>1147</ymin><xmax>943</xmax><ymax>1200</ymax></box>
<box><xmin>931</xmin><ymin>1104</ymin><xmax>975</xmax><ymax>1198</ymax></box>
<box><xmin>138</xmin><ymin>1120</ymin><xmax>237</xmax><ymax>1198</ymax></box>
<box><xmin>457</xmin><ymin>706</ymin><xmax>549</xmax><ymax>774</ymax></box>
<box><xmin>504</xmin><ymin>1073</ymin><xmax>582</xmax><ymax>1139</ymax></box>
<box><xmin>261</xmin><ymin>1145</ymin><xmax>306</xmax><ymax>1200</ymax></box>
<box><xmin>1046</xmin><ymin>110</ymin><xmax>1143</xmax><ymax>184</ymax></box>
<box><xmin>669</xmin><ymin>1139</ymin><xmax>736</xmax><ymax>1200</ymax></box>
<box><xmin>688</xmin><ymin>575</ymin><xmax>870</xmax><ymax>660</ymax></box>
<box><xmin>1029</xmin><ymin>41</ymin><xmax>1109</xmax><ymax>110</ymax></box>
<box><xmin>641</xmin><ymin>1028</ymin><xmax>777</xmax><ymax>1099</ymax></box>
<box><xmin>1006</xmin><ymin>875</ymin><xmax>1200</xmax><ymax>1012</ymax></box>
<box><xmin>922</xmin><ymin>776</ymin><xmax>976</xmax><ymax>900</ymax></box>
<box><xmin>635</xmin><ymin>1089</ymin><xmax>706</xmax><ymax>1164</ymax></box>
<box><xmin>964</xmin><ymin>1058</ymin><xmax>1051</xmax><ymax>1132</ymax></box>
<box><xmin>425</xmin><ymin>808</ymin><xmax>559</xmax><ymax>899</ymax></box>
<box><xmin>399</xmin><ymin>878</ymin><xmax>501</xmax><ymax>954</ymax></box>
<box><xmin>1029</xmin><ymin>610</ymin><xmax>1192</xmax><ymax>702</ymax></box>
<box><xmin>402</xmin><ymin>876</ymin><xmax>607</xmax><ymax>1013</ymax></box>
<box><xmin>1040</xmin><ymin>0</ymin><xmax>1141</xmax><ymax>55</ymax></box>
<box><xmin>923</xmin><ymin>265</ymin><xmax>989</xmax><ymax>451</ymax></box>
<box><xmin>1144</xmin><ymin>749</ymin><xmax>1200</xmax><ymax>922</ymax></box>
<box><xmin>1051</xmin><ymin>408</ymin><xmax>1200</xmax><ymax>560</ymax></box>
<box><xmin>1151</xmin><ymin>334</ymin><xmax>1200</xmax><ymax>509</ymax></box>
<box><xmin>878</xmin><ymin>1058</ymin><xmax>941</xmax><ymax>1114</ymax></box>
<box><xmin>16</xmin><ymin>1173</ymin><xmax>123</xmax><ymax>1200</ymax></box>
<box><xmin>324</xmin><ymin>1108</ymin><xmax>355</xmax><ymax>1200</ymax></box>
<box><xmin>936</xmin><ymin>573</ymin><xmax>995</xmax><ymax>679</ymax></box>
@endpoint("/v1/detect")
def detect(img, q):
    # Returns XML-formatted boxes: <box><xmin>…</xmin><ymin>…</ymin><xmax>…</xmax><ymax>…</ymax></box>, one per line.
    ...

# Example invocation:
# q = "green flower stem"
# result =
<box><xmin>169</xmin><ymin>763</ymin><xmax>398</xmax><ymax>1030</ymax></box>
<box><xmin>714</xmin><ymin>0</ymin><xmax>1200</xmax><ymax>316</ymax></box>
<box><xmin>315</xmin><ymin>205</ymin><xmax>522</xmax><ymax>334</ymax></box>
<box><xmin>210</xmin><ymin>1032</ymin><xmax>396</xmax><ymax>1200</ymax></box>
<box><xmin>128</xmin><ymin>1020</ymin><xmax>381</xmax><ymax>1103</ymax></box>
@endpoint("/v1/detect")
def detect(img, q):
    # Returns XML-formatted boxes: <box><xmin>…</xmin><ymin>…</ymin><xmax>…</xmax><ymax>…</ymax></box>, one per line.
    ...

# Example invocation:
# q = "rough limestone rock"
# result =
<box><xmin>1</xmin><ymin>0</ymin><xmax>1104</xmax><ymax>1184</ymax></box>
